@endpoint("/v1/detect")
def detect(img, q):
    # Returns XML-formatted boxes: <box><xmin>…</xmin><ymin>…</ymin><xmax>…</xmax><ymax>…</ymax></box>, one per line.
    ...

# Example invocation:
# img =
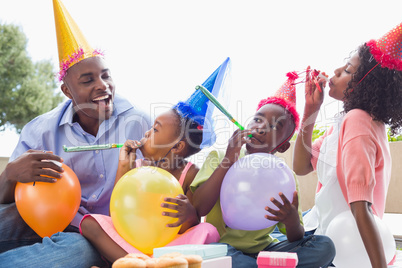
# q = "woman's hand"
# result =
<box><xmin>293</xmin><ymin>68</ymin><xmax>326</xmax><ymax>176</ymax></box>
<box><xmin>161</xmin><ymin>194</ymin><xmax>199</xmax><ymax>228</ymax></box>
<box><xmin>304</xmin><ymin>66</ymin><xmax>326</xmax><ymax>115</ymax></box>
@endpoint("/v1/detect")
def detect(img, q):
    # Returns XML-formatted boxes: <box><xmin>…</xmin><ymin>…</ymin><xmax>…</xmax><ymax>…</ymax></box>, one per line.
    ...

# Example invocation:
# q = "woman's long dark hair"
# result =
<box><xmin>343</xmin><ymin>44</ymin><xmax>402</xmax><ymax>135</ymax></box>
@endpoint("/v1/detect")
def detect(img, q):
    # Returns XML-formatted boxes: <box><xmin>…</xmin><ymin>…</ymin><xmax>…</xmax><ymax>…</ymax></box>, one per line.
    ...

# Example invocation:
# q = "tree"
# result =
<box><xmin>0</xmin><ymin>23</ymin><xmax>63</xmax><ymax>133</ymax></box>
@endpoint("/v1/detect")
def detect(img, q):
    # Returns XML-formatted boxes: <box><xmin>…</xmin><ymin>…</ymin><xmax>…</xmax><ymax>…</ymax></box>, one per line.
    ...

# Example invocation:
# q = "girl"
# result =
<box><xmin>293</xmin><ymin>22</ymin><xmax>402</xmax><ymax>268</ymax></box>
<box><xmin>80</xmin><ymin>107</ymin><xmax>219</xmax><ymax>263</ymax></box>
<box><xmin>79</xmin><ymin>57</ymin><xmax>231</xmax><ymax>265</ymax></box>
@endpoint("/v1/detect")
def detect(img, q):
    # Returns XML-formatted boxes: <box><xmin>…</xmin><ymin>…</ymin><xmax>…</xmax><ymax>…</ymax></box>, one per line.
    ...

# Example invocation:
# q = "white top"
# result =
<box><xmin>303</xmin><ymin>115</ymin><xmax>350</xmax><ymax>235</ymax></box>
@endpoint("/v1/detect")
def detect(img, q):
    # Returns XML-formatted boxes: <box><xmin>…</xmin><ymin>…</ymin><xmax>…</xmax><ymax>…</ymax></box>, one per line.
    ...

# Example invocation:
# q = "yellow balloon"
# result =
<box><xmin>110</xmin><ymin>166</ymin><xmax>183</xmax><ymax>255</ymax></box>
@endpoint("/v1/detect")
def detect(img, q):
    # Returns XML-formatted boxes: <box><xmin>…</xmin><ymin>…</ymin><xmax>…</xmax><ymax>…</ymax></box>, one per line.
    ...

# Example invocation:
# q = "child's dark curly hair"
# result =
<box><xmin>171</xmin><ymin>108</ymin><xmax>203</xmax><ymax>158</ymax></box>
<box><xmin>343</xmin><ymin>44</ymin><xmax>402</xmax><ymax>135</ymax></box>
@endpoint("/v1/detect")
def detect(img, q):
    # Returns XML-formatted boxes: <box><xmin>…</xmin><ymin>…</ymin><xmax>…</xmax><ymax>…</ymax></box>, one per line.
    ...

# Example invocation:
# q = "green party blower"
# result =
<box><xmin>196</xmin><ymin>85</ymin><xmax>252</xmax><ymax>137</ymax></box>
<box><xmin>63</xmin><ymin>143</ymin><xmax>123</xmax><ymax>152</ymax></box>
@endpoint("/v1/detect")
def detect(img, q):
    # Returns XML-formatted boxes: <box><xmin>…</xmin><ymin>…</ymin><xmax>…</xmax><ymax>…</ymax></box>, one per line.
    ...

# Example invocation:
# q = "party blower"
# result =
<box><xmin>196</xmin><ymin>85</ymin><xmax>252</xmax><ymax>138</ymax></box>
<box><xmin>63</xmin><ymin>144</ymin><xmax>123</xmax><ymax>152</ymax></box>
<box><xmin>63</xmin><ymin>57</ymin><xmax>233</xmax><ymax>153</ymax></box>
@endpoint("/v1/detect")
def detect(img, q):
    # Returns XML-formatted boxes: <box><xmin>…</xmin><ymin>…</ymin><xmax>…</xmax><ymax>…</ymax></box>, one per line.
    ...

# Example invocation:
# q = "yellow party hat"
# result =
<box><xmin>53</xmin><ymin>0</ymin><xmax>102</xmax><ymax>81</ymax></box>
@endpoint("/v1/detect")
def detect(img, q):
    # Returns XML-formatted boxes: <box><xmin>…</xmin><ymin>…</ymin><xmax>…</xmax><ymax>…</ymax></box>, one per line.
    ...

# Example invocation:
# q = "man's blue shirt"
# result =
<box><xmin>10</xmin><ymin>94</ymin><xmax>151</xmax><ymax>226</ymax></box>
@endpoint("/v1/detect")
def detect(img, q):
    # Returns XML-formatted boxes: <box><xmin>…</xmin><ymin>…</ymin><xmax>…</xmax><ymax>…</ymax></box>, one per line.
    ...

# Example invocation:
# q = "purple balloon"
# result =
<box><xmin>220</xmin><ymin>153</ymin><xmax>296</xmax><ymax>231</ymax></box>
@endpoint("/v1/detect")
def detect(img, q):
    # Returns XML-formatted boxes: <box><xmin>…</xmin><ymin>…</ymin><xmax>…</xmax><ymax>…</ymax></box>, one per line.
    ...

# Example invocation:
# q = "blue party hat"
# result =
<box><xmin>174</xmin><ymin>57</ymin><xmax>231</xmax><ymax>148</ymax></box>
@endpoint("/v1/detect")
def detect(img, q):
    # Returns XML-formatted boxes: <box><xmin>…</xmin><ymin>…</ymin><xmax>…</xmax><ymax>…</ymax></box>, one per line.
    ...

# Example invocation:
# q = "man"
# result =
<box><xmin>0</xmin><ymin>0</ymin><xmax>150</xmax><ymax>266</ymax></box>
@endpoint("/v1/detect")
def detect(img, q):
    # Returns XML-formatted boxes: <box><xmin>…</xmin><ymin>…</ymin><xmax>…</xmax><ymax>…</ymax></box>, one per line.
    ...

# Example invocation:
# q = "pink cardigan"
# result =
<box><xmin>311</xmin><ymin>109</ymin><xmax>391</xmax><ymax>218</ymax></box>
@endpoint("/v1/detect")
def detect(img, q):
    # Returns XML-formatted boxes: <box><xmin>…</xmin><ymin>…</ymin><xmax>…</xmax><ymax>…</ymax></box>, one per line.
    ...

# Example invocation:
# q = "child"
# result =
<box><xmin>293</xmin><ymin>22</ymin><xmax>402</xmax><ymax>268</ymax></box>
<box><xmin>191</xmin><ymin>74</ymin><xmax>336</xmax><ymax>268</ymax></box>
<box><xmin>80</xmin><ymin>58</ymin><xmax>231</xmax><ymax>264</ymax></box>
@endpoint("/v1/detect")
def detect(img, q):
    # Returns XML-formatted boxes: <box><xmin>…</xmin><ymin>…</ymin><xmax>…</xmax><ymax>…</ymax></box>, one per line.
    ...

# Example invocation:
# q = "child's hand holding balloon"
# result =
<box><xmin>264</xmin><ymin>191</ymin><xmax>303</xmax><ymax>242</ymax></box>
<box><xmin>161</xmin><ymin>194</ymin><xmax>199</xmax><ymax>229</ymax></box>
<box><xmin>264</xmin><ymin>191</ymin><xmax>300</xmax><ymax>229</ymax></box>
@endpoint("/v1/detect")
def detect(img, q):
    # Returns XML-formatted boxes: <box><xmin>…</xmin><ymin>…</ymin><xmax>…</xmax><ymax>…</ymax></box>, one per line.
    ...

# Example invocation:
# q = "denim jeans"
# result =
<box><xmin>221</xmin><ymin>234</ymin><xmax>336</xmax><ymax>268</ymax></box>
<box><xmin>0</xmin><ymin>203</ymin><xmax>105</xmax><ymax>268</ymax></box>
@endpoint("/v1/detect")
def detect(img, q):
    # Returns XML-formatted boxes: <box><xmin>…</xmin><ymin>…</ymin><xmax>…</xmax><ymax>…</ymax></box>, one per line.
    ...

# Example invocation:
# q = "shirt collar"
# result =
<box><xmin>59</xmin><ymin>100</ymin><xmax>74</xmax><ymax>126</ymax></box>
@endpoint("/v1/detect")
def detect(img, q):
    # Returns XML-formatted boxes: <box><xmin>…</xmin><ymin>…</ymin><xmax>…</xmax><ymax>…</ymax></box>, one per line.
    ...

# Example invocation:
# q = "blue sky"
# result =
<box><xmin>0</xmin><ymin>0</ymin><xmax>401</xmax><ymax>156</ymax></box>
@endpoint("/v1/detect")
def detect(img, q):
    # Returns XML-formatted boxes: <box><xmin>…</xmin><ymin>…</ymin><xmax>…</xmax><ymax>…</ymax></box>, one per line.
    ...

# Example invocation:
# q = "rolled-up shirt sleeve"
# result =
<box><xmin>340</xmin><ymin>135</ymin><xmax>376</xmax><ymax>205</ymax></box>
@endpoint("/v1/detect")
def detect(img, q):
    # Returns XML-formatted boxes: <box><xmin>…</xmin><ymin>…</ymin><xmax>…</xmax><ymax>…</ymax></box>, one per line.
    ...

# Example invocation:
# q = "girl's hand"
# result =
<box><xmin>115</xmin><ymin>139</ymin><xmax>143</xmax><ymax>187</ymax></box>
<box><xmin>118</xmin><ymin>140</ymin><xmax>142</xmax><ymax>169</ymax></box>
<box><xmin>305</xmin><ymin>66</ymin><xmax>326</xmax><ymax>114</ymax></box>
<box><xmin>265</xmin><ymin>191</ymin><xmax>300</xmax><ymax>227</ymax></box>
<box><xmin>223</xmin><ymin>129</ymin><xmax>252</xmax><ymax>166</ymax></box>
<box><xmin>161</xmin><ymin>194</ymin><xmax>198</xmax><ymax>228</ymax></box>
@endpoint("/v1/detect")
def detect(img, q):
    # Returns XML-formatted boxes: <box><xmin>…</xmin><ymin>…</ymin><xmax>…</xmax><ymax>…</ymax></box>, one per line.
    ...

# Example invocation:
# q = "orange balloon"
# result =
<box><xmin>15</xmin><ymin>163</ymin><xmax>81</xmax><ymax>238</ymax></box>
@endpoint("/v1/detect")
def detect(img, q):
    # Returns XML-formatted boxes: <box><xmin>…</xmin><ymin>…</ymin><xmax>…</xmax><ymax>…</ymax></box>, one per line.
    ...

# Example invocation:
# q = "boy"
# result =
<box><xmin>191</xmin><ymin>73</ymin><xmax>335</xmax><ymax>268</ymax></box>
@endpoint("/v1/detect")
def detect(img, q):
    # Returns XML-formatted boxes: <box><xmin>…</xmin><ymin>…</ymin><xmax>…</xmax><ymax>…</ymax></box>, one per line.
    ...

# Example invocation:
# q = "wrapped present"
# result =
<box><xmin>257</xmin><ymin>251</ymin><xmax>298</xmax><ymax>268</ymax></box>
<box><xmin>153</xmin><ymin>244</ymin><xmax>227</xmax><ymax>260</ymax></box>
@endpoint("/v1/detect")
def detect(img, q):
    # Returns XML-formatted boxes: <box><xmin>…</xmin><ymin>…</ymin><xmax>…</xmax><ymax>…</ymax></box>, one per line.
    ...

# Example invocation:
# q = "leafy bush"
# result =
<box><xmin>292</xmin><ymin>125</ymin><xmax>402</xmax><ymax>142</ymax></box>
<box><xmin>387</xmin><ymin>129</ymin><xmax>402</xmax><ymax>142</ymax></box>
<box><xmin>291</xmin><ymin>124</ymin><xmax>327</xmax><ymax>142</ymax></box>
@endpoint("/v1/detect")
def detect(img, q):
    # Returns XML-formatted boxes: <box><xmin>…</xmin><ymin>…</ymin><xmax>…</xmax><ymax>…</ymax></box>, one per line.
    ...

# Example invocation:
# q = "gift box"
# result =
<box><xmin>202</xmin><ymin>256</ymin><xmax>232</xmax><ymax>268</ymax></box>
<box><xmin>153</xmin><ymin>244</ymin><xmax>227</xmax><ymax>260</ymax></box>
<box><xmin>257</xmin><ymin>251</ymin><xmax>298</xmax><ymax>268</ymax></box>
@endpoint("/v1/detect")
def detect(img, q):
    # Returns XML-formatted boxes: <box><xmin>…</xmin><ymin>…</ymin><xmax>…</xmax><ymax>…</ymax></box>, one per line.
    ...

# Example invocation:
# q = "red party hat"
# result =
<box><xmin>272</xmin><ymin>71</ymin><xmax>298</xmax><ymax>104</ymax></box>
<box><xmin>257</xmin><ymin>71</ymin><xmax>300</xmax><ymax>130</ymax></box>
<box><xmin>367</xmin><ymin>22</ymin><xmax>402</xmax><ymax>71</ymax></box>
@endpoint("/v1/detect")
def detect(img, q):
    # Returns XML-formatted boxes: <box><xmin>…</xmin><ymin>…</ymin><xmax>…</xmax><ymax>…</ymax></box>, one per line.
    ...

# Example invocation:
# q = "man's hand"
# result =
<box><xmin>5</xmin><ymin>150</ymin><xmax>64</xmax><ymax>184</ymax></box>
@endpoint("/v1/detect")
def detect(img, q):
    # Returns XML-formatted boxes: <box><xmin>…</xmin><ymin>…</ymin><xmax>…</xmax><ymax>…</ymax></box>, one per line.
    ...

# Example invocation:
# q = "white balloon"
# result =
<box><xmin>325</xmin><ymin>210</ymin><xmax>396</xmax><ymax>268</ymax></box>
